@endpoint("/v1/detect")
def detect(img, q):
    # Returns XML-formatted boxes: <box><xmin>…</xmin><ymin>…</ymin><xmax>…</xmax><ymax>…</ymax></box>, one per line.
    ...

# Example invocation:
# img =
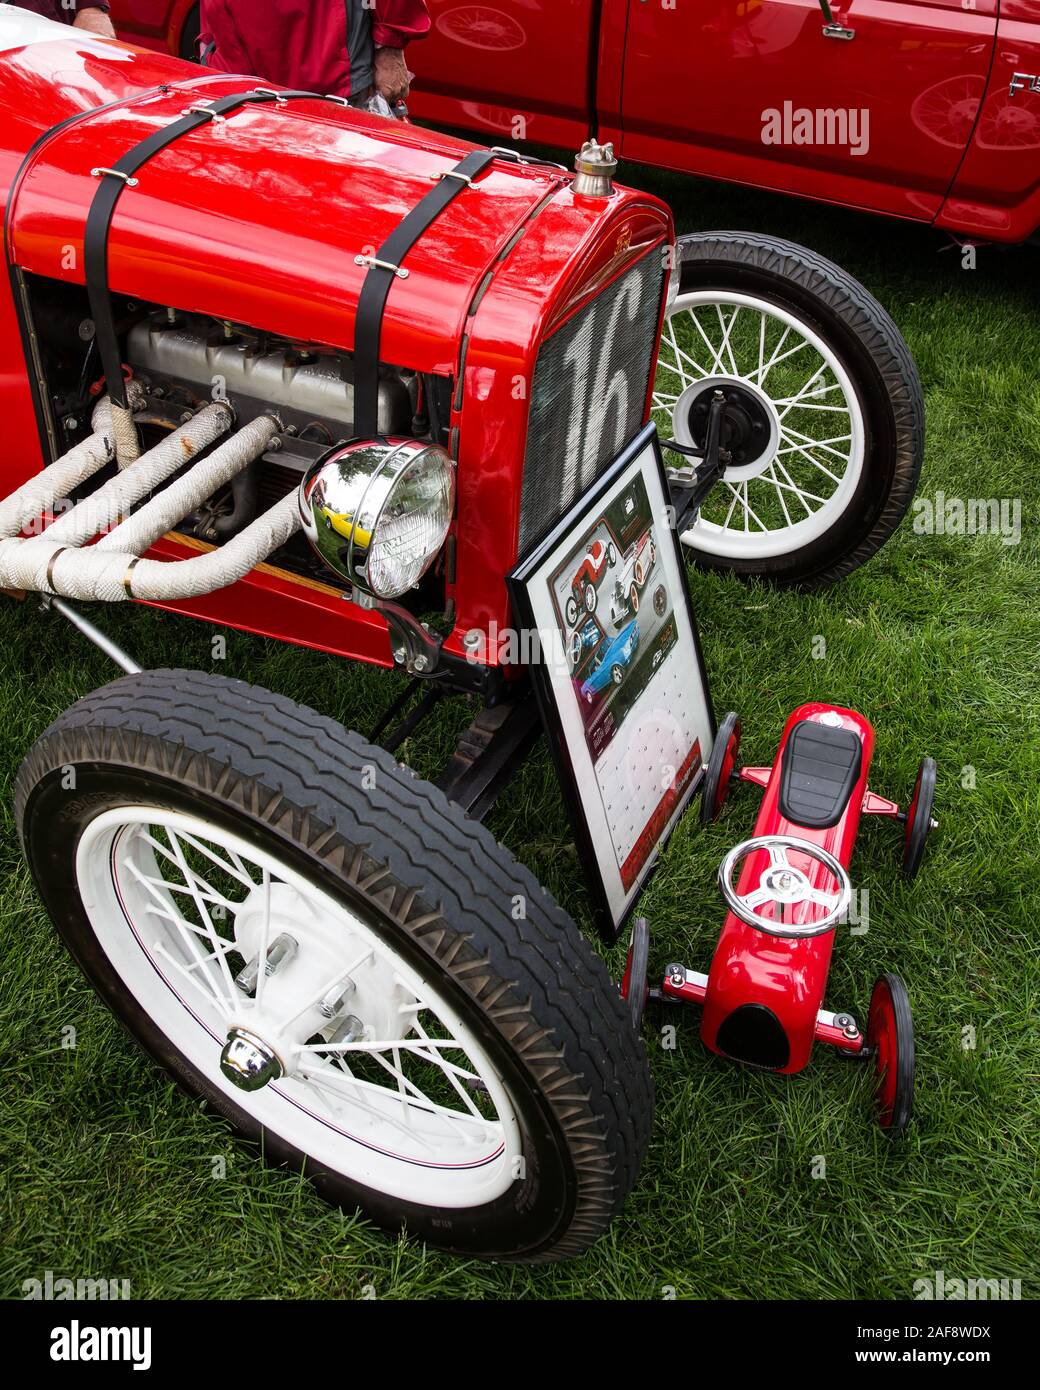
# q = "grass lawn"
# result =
<box><xmin>0</xmin><ymin>169</ymin><xmax>1037</xmax><ymax>1301</ymax></box>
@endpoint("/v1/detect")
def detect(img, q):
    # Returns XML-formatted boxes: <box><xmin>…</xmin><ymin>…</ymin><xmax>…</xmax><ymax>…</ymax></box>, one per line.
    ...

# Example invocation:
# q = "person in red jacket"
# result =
<box><xmin>5</xmin><ymin>1</ymin><xmax>115</xmax><ymax>36</ymax></box>
<box><xmin>199</xmin><ymin>1</ymin><xmax>430</xmax><ymax>108</ymax></box>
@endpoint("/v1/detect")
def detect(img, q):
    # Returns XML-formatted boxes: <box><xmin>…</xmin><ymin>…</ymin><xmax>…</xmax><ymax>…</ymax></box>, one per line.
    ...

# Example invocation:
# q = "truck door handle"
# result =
<box><xmin>818</xmin><ymin>0</ymin><xmax>856</xmax><ymax>40</ymax></box>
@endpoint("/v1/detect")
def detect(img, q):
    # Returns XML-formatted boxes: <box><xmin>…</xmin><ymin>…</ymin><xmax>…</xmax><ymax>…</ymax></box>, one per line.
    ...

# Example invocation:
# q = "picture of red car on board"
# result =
<box><xmin>564</xmin><ymin>536</ymin><xmax>617</xmax><ymax>627</ymax></box>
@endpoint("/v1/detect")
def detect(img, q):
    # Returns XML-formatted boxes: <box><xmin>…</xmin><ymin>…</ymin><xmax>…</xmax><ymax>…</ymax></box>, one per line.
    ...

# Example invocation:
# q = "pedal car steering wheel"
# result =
<box><xmin>718</xmin><ymin>835</ymin><xmax>852</xmax><ymax>936</ymax></box>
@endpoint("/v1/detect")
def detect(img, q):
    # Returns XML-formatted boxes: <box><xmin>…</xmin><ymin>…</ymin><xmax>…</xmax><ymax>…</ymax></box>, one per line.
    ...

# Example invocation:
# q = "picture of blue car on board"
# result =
<box><xmin>580</xmin><ymin>620</ymin><xmax>641</xmax><ymax>704</ymax></box>
<box><xmin>569</xmin><ymin>617</ymin><xmax>603</xmax><ymax>673</ymax></box>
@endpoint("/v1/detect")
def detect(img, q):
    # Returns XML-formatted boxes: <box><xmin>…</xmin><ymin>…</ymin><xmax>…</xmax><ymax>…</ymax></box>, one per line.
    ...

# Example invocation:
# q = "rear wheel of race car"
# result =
<box><xmin>15</xmin><ymin>670</ymin><xmax>652</xmax><ymax>1263</ymax></box>
<box><xmin>654</xmin><ymin>232</ymin><xmax>924</xmax><ymax>588</ymax></box>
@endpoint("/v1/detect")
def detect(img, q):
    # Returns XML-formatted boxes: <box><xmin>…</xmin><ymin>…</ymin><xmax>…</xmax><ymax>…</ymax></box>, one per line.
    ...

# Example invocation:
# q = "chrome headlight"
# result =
<box><xmin>298</xmin><ymin>437</ymin><xmax>455</xmax><ymax>599</ymax></box>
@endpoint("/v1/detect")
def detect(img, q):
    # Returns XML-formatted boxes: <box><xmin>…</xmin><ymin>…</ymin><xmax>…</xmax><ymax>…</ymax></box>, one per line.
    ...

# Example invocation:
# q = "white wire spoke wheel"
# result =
<box><xmin>16</xmin><ymin>670</ymin><xmax>653</xmax><ymax>1262</ymax></box>
<box><xmin>76</xmin><ymin>808</ymin><xmax>521</xmax><ymax>1207</ymax></box>
<box><xmin>658</xmin><ymin>292</ymin><xmax>865</xmax><ymax>558</ymax></box>
<box><xmin>655</xmin><ymin>233</ymin><xmax>925</xmax><ymax>589</ymax></box>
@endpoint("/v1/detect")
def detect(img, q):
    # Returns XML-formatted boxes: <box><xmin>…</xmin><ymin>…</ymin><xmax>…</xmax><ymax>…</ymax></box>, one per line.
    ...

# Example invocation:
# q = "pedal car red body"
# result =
<box><xmin>626</xmin><ymin>702</ymin><xmax>936</xmax><ymax>1136</ymax></box>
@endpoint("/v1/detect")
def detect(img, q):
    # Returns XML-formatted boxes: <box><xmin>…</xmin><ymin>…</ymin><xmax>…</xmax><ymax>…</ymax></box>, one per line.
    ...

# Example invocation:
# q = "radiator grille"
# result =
<box><xmin>518</xmin><ymin>249</ymin><xmax>664</xmax><ymax>555</ymax></box>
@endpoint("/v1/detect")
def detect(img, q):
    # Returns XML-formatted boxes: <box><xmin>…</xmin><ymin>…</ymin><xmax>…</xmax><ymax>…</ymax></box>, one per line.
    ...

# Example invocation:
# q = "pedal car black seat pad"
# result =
<box><xmin>777</xmin><ymin>719</ymin><xmax>862</xmax><ymax>830</ymax></box>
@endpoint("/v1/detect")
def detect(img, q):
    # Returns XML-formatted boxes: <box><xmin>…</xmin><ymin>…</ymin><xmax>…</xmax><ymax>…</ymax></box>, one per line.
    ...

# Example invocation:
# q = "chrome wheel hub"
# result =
<box><xmin>220</xmin><ymin>1027</ymin><xmax>284</xmax><ymax>1091</ymax></box>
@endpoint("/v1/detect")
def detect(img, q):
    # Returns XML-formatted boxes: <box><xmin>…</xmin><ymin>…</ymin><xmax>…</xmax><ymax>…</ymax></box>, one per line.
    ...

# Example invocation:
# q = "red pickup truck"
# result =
<box><xmin>111</xmin><ymin>0</ymin><xmax>1040</xmax><ymax>243</ymax></box>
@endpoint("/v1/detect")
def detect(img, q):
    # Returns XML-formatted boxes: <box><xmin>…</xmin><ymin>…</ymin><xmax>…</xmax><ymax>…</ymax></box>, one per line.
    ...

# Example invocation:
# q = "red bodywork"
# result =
<box><xmin>664</xmin><ymin>702</ymin><xmax>890</xmax><ymax>1073</ymax></box>
<box><xmin>110</xmin><ymin>1</ymin><xmax>1040</xmax><ymax>240</ymax></box>
<box><xmin>107</xmin><ymin>0</ymin><xmax>198</xmax><ymax>58</ymax></box>
<box><xmin>395</xmin><ymin>0</ymin><xmax>1039</xmax><ymax>244</ymax></box>
<box><xmin>0</xmin><ymin>19</ymin><xmax>671</xmax><ymax>668</ymax></box>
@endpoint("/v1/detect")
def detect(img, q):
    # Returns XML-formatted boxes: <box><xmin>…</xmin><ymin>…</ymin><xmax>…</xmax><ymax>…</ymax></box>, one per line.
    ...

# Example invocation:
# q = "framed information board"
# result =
<box><xmin>509</xmin><ymin>423</ymin><xmax>716</xmax><ymax>941</ymax></box>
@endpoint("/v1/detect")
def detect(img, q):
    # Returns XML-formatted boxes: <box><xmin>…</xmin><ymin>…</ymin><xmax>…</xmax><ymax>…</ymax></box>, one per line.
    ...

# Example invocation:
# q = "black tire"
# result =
<box><xmin>701</xmin><ymin>710</ymin><xmax>741</xmax><ymax>826</ymax></box>
<box><xmin>867</xmin><ymin>973</ymin><xmax>914</xmax><ymax>1139</ymax></box>
<box><xmin>902</xmin><ymin>756</ymin><xmax>937</xmax><ymax>881</ymax></box>
<box><xmin>666</xmin><ymin>232</ymin><xmax>924</xmax><ymax>589</ymax></box>
<box><xmin>621</xmin><ymin>918</ymin><xmax>651</xmax><ymax>1033</ymax></box>
<box><xmin>178</xmin><ymin>3</ymin><xmax>202</xmax><ymax>62</ymax></box>
<box><xmin>14</xmin><ymin>670</ymin><xmax>653</xmax><ymax>1263</ymax></box>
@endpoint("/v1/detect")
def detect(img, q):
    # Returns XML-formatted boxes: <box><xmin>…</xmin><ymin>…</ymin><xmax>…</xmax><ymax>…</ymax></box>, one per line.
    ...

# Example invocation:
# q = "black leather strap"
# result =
<box><xmin>84</xmin><ymin>88</ymin><xmax>350</xmax><ymax>409</ymax></box>
<box><xmin>352</xmin><ymin>147</ymin><xmax>497</xmax><ymax>437</ymax></box>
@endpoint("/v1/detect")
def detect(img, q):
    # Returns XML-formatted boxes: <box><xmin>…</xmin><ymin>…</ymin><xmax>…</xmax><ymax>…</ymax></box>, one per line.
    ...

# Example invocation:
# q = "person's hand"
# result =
<box><xmin>74</xmin><ymin>8</ymin><xmax>117</xmax><ymax>37</ymax></box>
<box><xmin>373</xmin><ymin>46</ymin><xmax>412</xmax><ymax>105</ymax></box>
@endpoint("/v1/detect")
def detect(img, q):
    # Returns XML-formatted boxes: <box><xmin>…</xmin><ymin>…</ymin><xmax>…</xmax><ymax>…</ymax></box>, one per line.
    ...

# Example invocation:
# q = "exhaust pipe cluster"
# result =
<box><xmin>0</xmin><ymin>398</ymin><xmax>292</xmax><ymax>602</ymax></box>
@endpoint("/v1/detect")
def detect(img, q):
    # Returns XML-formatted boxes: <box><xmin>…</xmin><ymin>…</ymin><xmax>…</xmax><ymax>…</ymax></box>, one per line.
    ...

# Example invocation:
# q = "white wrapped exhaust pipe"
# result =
<box><xmin>98</xmin><ymin>414</ymin><xmax>279</xmax><ymax>557</ymax></box>
<box><xmin>40</xmin><ymin>401</ymin><xmax>234</xmax><ymax>548</ymax></box>
<box><xmin>0</xmin><ymin>386</ymin><xmax>150</xmax><ymax>540</ymax></box>
<box><xmin>0</xmin><ymin>412</ymin><xmax>289</xmax><ymax>602</ymax></box>
<box><xmin>1</xmin><ymin>493</ymin><xmax>300</xmax><ymax>602</ymax></box>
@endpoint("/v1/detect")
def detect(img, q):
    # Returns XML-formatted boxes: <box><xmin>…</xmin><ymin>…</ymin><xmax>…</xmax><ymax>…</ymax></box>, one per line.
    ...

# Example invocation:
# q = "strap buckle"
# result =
<box><xmin>427</xmin><ymin>170</ymin><xmax>477</xmax><ymax>188</ymax></box>
<box><xmin>354</xmin><ymin>254</ymin><xmax>410</xmax><ymax>280</ymax></box>
<box><xmin>90</xmin><ymin>168</ymin><xmax>139</xmax><ymax>187</ymax></box>
<box><xmin>181</xmin><ymin>103</ymin><xmax>226</xmax><ymax>123</ymax></box>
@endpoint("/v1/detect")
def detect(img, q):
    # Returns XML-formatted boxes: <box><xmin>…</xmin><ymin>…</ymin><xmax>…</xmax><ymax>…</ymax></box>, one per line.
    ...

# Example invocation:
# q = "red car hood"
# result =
<box><xmin>0</xmin><ymin>13</ymin><xmax>571</xmax><ymax>375</ymax></box>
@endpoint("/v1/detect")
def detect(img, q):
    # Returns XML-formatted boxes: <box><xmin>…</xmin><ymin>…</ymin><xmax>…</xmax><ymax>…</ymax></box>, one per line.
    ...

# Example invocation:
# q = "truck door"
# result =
<box><xmin>406</xmin><ymin>0</ymin><xmax>599</xmax><ymax>149</ymax></box>
<box><xmin>619</xmin><ymin>0</ymin><xmax>998</xmax><ymax>223</ymax></box>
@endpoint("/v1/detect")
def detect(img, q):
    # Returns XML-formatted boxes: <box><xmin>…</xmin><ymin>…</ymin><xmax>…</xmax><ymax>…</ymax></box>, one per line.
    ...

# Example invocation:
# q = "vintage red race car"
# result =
<box><xmin>565</xmin><ymin>536</ymin><xmax>616</xmax><ymax>626</ymax></box>
<box><xmin>0</xmin><ymin>10</ymin><xmax>925</xmax><ymax>1261</ymax></box>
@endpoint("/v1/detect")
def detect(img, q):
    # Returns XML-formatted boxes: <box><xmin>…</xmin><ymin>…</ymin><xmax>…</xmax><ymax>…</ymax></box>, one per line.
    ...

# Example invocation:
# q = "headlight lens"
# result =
<box><xmin>298</xmin><ymin>437</ymin><xmax>455</xmax><ymax>599</ymax></box>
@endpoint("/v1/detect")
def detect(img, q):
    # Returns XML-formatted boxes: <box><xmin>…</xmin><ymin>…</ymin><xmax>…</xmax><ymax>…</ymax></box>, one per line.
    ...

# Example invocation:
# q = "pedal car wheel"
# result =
<box><xmin>629</xmin><ymin>583</ymin><xmax>640</xmax><ymax>613</ymax></box>
<box><xmin>655</xmin><ymin>232</ymin><xmax>924</xmax><ymax>589</ymax></box>
<box><xmin>620</xmin><ymin>917</ymin><xmax>651</xmax><ymax>1033</ymax></box>
<box><xmin>607</xmin><ymin>542</ymin><xmax>617</xmax><ymax>565</ymax></box>
<box><xmin>584</xmin><ymin>583</ymin><xmax>597</xmax><ymax>613</ymax></box>
<box><xmin>15</xmin><ymin>670</ymin><xmax>653</xmax><ymax>1263</ymax></box>
<box><xmin>867</xmin><ymin>973</ymin><xmax>914</xmax><ymax>1138</ymax></box>
<box><xmin>565</xmin><ymin>594</ymin><xmax>579</xmax><ymax>628</ymax></box>
<box><xmin>701</xmin><ymin>710</ymin><xmax>741</xmax><ymax>825</ymax></box>
<box><xmin>902</xmin><ymin>755</ymin><xmax>937</xmax><ymax>880</ymax></box>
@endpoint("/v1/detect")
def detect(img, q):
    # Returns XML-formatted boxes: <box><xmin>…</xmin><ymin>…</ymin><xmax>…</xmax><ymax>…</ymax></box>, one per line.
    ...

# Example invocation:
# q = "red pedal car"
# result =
<box><xmin>623</xmin><ymin>703</ymin><xmax>937</xmax><ymax>1137</ymax></box>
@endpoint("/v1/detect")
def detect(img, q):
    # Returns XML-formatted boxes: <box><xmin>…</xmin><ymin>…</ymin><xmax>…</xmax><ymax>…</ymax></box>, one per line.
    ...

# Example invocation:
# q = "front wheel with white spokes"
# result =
<box><xmin>655</xmin><ymin>232</ymin><xmax>924</xmax><ymax>588</ymax></box>
<box><xmin>15</xmin><ymin>670</ymin><xmax>653</xmax><ymax>1263</ymax></box>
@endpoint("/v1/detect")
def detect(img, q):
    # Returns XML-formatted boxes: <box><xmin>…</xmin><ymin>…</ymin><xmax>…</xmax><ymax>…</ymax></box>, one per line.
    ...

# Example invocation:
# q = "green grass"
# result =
<box><xmin>1</xmin><ymin>172</ymin><xmax>1038</xmax><ymax>1300</ymax></box>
